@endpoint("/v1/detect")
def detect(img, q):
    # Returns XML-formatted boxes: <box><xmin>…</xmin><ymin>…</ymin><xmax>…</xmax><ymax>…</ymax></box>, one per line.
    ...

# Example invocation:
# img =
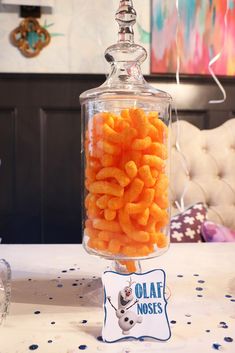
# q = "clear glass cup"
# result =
<box><xmin>80</xmin><ymin>0</ymin><xmax>172</xmax><ymax>273</ymax></box>
<box><xmin>0</xmin><ymin>259</ymin><xmax>11</xmax><ymax>325</ymax></box>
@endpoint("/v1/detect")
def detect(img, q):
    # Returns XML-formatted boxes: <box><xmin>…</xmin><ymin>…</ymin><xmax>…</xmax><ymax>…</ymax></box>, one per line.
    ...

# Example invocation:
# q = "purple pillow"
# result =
<box><xmin>170</xmin><ymin>203</ymin><xmax>207</xmax><ymax>243</ymax></box>
<box><xmin>201</xmin><ymin>221</ymin><xmax>235</xmax><ymax>242</ymax></box>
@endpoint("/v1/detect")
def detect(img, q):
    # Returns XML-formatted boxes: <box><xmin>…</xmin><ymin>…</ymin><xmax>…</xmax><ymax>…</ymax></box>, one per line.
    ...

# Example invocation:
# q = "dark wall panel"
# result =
<box><xmin>40</xmin><ymin>108</ymin><xmax>82</xmax><ymax>243</ymax></box>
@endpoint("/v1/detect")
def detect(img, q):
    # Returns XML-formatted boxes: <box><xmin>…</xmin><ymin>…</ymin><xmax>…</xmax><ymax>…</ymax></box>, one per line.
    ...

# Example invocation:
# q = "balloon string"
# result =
<box><xmin>208</xmin><ymin>0</ymin><xmax>229</xmax><ymax>104</ymax></box>
<box><xmin>173</xmin><ymin>0</ymin><xmax>190</xmax><ymax>213</ymax></box>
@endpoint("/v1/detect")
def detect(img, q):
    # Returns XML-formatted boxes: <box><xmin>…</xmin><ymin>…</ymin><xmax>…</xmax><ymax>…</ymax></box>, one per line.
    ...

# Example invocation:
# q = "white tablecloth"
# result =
<box><xmin>0</xmin><ymin>243</ymin><xmax>234</xmax><ymax>353</ymax></box>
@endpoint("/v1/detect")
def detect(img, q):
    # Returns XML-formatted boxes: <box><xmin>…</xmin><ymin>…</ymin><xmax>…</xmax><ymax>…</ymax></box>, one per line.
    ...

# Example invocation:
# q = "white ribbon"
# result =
<box><xmin>208</xmin><ymin>0</ymin><xmax>229</xmax><ymax>104</ymax></box>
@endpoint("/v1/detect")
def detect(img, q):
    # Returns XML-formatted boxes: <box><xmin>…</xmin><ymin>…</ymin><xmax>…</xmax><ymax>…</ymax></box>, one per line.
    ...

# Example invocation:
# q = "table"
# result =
<box><xmin>0</xmin><ymin>243</ymin><xmax>234</xmax><ymax>353</ymax></box>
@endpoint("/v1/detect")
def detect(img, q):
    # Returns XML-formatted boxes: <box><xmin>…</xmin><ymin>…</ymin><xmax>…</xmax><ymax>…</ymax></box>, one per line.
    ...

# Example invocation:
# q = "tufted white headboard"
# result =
<box><xmin>170</xmin><ymin>119</ymin><xmax>235</xmax><ymax>230</ymax></box>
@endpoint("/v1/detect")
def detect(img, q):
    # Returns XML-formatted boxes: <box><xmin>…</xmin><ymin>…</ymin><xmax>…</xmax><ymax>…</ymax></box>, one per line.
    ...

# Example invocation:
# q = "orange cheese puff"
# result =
<box><xmin>132</xmin><ymin>136</ymin><xmax>152</xmax><ymax>150</ymax></box>
<box><xmin>142</xmin><ymin>155</ymin><xmax>165</xmax><ymax>171</ymax></box>
<box><xmin>155</xmin><ymin>193</ymin><xmax>169</xmax><ymax>209</ymax></box>
<box><xmin>104</xmin><ymin>209</ymin><xmax>116</xmax><ymax>221</ymax></box>
<box><xmin>124</xmin><ymin>178</ymin><xmax>144</xmax><ymax>203</ymax></box>
<box><xmin>91</xmin><ymin>238</ymin><xmax>108</xmax><ymax>251</ymax></box>
<box><xmin>87</xmin><ymin>204</ymin><xmax>102</xmax><ymax>219</ymax></box>
<box><xmin>148</xmin><ymin>111</ymin><xmax>159</xmax><ymax>120</ymax></box>
<box><xmin>103</xmin><ymin>123</ymin><xmax>125</xmax><ymax>144</ymax></box>
<box><xmin>125</xmin><ymin>188</ymin><xmax>155</xmax><ymax>214</ymax></box>
<box><xmin>121</xmin><ymin>109</ymin><xmax>131</xmax><ymax>121</ymax></box>
<box><xmin>125</xmin><ymin>161</ymin><xmax>138</xmax><ymax>179</ymax></box>
<box><xmin>87</xmin><ymin>194</ymin><xmax>101</xmax><ymax>218</ymax></box>
<box><xmin>89</xmin><ymin>145</ymin><xmax>103</xmax><ymax>159</ymax></box>
<box><xmin>150</xmin><ymin>118</ymin><xmax>168</xmax><ymax>143</ymax></box>
<box><xmin>100</xmin><ymin>154</ymin><xmax>117</xmax><ymax>167</ymax></box>
<box><xmin>128</xmin><ymin>150</ymin><xmax>143</xmax><ymax>167</ymax></box>
<box><xmin>149</xmin><ymin>203</ymin><xmax>165</xmax><ymax>220</ymax></box>
<box><xmin>150</xmin><ymin>168</ymin><xmax>159</xmax><ymax>178</ymax></box>
<box><xmin>89</xmin><ymin>181</ymin><xmax>124</xmax><ymax>197</ymax></box>
<box><xmin>85</xmin><ymin>226</ymin><xmax>100</xmax><ymax>239</ymax></box>
<box><xmin>88</xmin><ymin>159</ymin><xmax>102</xmax><ymax>172</ymax></box>
<box><xmin>85</xmin><ymin>193</ymin><xmax>92</xmax><ymax>209</ymax></box>
<box><xmin>96</xmin><ymin>167</ymin><xmax>130</xmax><ymax>188</ymax></box>
<box><xmin>98</xmin><ymin>231</ymin><xmax>132</xmax><ymax>244</ymax></box>
<box><xmin>151</xmin><ymin>232</ymin><xmax>168</xmax><ymax>248</ymax></box>
<box><xmin>93</xmin><ymin>218</ymin><xmax>122</xmax><ymax>233</ymax></box>
<box><xmin>148</xmin><ymin>123</ymin><xmax>159</xmax><ymax>142</ymax></box>
<box><xmin>138</xmin><ymin>165</ymin><xmax>156</xmax><ymax>187</ymax></box>
<box><xmin>145</xmin><ymin>142</ymin><xmax>168</xmax><ymax>160</ymax></box>
<box><xmin>114</xmin><ymin>118</ymin><xmax>130</xmax><ymax>132</ymax></box>
<box><xmin>122</xmin><ymin>245</ymin><xmax>137</xmax><ymax>257</ymax></box>
<box><xmin>121</xmin><ymin>126</ymin><xmax>138</xmax><ymax>148</ymax></box>
<box><xmin>129</xmin><ymin>108</ymin><xmax>149</xmax><ymax>138</ymax></box>
<box><xmin>137</xmin><ymin>208</ymin><xmax>150</xmax><ymax>226</ymax></box>
<box><xmin>97</xmin><ymin>140</ymin><xmax>121</xmax><ymax>156</ymax></box>
<box><xmin>155</xmin><ymin>174</ymin><xmax>169</xmax><ymax>198</ymax></box>
<box><xmin>85</xmin><ymin>219</ymin><xmax>93</xmax><ymax>228</ymax></box>
<box><xmin>93</xmin><ymin>112</ymin><xmax>114</xmax><ymax>129</ymax></box>
<box><xmin>108</xmin><ymin>197</ymin><xmax>124</xmax><ymax>210</ymax></box>
<box><xmin>96</xmin><ymin>194</ymin><xmax>111</xmax><ymax>209</ymax></box>
<box><xmin>85</xmin><ymin>167</ymin><xmax>96</xmax><ymax>183</ymax></box>
<box><xmin>135</xmin><ymin>244</ymin><xmax>151</xmax><ymax>257</ymax></box>
<box><xmin>118</xmin><ymin>209</ymin><xmax>150</xmax><ymax>242</ymax></box>
<box><xmin>87</xmin><ymin>238</ymin><xmax>96</xmax><ymax>249</ymax></box>
<box><xmin>108</xmin><ymin>238</ymin><xmax>121</xmax><ymax>253</ymax></box>
<box><xmin>146</xmin><ymin>216</ymin><xmax>157</xmax><ymax>232</ymax></box>
<box><xmin>155</xmin><ymin>210</ymin><xmax>169</xmax><ymax>228</ymax></box>
<box><xmin>119</xmin><ymin>260</ymin><xmax>136</xmax><ymax>273</ymax></box>
<box><xmin>98</xmin><ymin>231</ymin><xmax>119</xmax><ymax>242</ymax></box>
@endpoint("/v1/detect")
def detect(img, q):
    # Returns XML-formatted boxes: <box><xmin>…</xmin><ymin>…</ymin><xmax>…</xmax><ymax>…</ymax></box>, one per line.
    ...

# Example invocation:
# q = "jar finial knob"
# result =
<box><xmin>115</xmin><ymin>0</ymin><xmax>136</xmax><ymax>43</ymax></box>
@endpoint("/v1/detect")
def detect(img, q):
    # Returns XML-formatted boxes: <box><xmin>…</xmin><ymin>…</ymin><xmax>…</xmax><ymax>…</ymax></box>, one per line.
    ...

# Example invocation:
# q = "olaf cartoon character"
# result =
<box><xmin>107</xmin><ymin>277</ymin><xmax>143</xmax><ymax>335</ymax></box>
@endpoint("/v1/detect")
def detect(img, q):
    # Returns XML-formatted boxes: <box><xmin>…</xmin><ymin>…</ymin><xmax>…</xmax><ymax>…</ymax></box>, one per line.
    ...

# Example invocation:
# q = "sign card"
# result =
<box><xmin>102</xmin><ymin>269</ymin><xmax>171</xmax><ymax>342</ymax></box>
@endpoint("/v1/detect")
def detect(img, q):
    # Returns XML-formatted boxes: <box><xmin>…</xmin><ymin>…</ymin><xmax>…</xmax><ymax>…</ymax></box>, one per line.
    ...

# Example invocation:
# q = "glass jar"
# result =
<box><xmin>80</xmin><ymin>0</ymin><xmax>172</xmax><ymax>273</ymax></box>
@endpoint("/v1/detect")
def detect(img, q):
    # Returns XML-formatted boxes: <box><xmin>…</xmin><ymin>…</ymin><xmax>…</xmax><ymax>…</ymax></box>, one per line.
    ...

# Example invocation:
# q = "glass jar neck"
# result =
<box><xmin>105</xmin><ymin>61</ymin><xmax>145</xmax><ymax>86</ymax></box>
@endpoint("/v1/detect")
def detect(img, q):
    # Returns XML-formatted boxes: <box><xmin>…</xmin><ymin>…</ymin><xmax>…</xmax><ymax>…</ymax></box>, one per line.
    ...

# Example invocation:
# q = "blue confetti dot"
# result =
<box><xmin>196</xmin><ymin>287</ymin><xmax>203</xmax><ymax>291</ymax></box>
<box><xmin>220</xmin><ymin>321</ymin><xmax>226</xmax><ymax>325</ymax></box>
<box><xmin>185</xmin><ymin>314</ymin><xmax>191</xmax><ymax>317</ymax></box>
<box><xmin>225</xmin><ymin>294</ymin><xmax>232</xmax><ymax>298</ymax></box>
<box><xmin>70</xmin><ymin>268</ymin><xmax>75</xmax><ymax>271</ymax></box>
<box><xmin>198</xmin><ymin>280</ymin><xmax>205</xmax><ymax>283</ymax></box>
<box><xmin>170</xmin><ymin>320</ymin><xmax>176</xmax><ymax>324</ymax></box>
<box><xmin>57</xmin><ymin>284</ymin><xmax>63</xmax><ymax>288</ymax></box>
<box><xmin>231</xmin><ymin>299</ymin><xmax>235</xmax><ymax>302</ymax></box>
<box><xmin>187</xmin><ymin>322</ymin><xmax>191</xmax><ymax>325</ymax></box>
<box><xmin>51</xmin><ymin>321</ymin><xmax>55</xmax><ymax>325</ymax></box>
<box><xmin>212</xmin><ymin>343</ymin><xmax>222</xmax><ymax>350</ymax></box>
<box><xmin>29</xmin><ymin>345</ymin><xmax>38</xmax><ymax>350</ymax></box>
<box><xmin>78</xmin><ymin>345</ymin><xmax>87</xmax><ymax>350</ymax></box>
<box><xmin>72</xmin><ymin>283</ymin><xmax>78</xmax><ymax>286</ymax></box>
<box><xmin>48</xmin><ymin>340</ymin><xmax>52</xmax><ymax>343</ymax></box>
<box><xmin>206</xmin><ymin>330</ymin><xmax>210</xmax><ymax>332</ymax></box>
<box><xmin>224</xmin><ymin>337</ymin><xmax>233</xmax><ymax>342</ymax></box>
<box><xmin>81</xmin><ymin>320</ymin><xmax>87</xmax><ymax>324</ymax></box>
<box><xmin>193</xmin><ymin>274</ymin><xmax>199</xmax><ymax>276</ymax></box>
<box><xmin>34</xmin><ymin>311</ymin><xmax>40</xmax><ymax>315</ymax></box>
<box><xmin>197</xmin><ymin>294</ymin><xmax>203</xmax><ymax>297</ymax></box>
<box><xmin>97</xmin><ymin>336</ymin><xmax>103</xmax><ymax>341</ymax></box>
<box><xmin>61</xmin><ymin>270</ymin><xmax>67</xmax><ymax>273</ymax></box>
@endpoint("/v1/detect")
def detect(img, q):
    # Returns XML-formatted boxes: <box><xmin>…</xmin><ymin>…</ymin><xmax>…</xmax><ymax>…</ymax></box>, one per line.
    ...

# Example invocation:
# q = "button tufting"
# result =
<box><xmin>202</xmin><ymin>146</ymin><xmax>208</xmax><ymax>153</ymax></box>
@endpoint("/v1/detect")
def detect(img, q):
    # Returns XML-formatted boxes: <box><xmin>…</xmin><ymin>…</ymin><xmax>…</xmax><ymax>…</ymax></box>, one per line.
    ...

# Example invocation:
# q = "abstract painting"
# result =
<box><xmin>151</xmin><ymin>0</ymin><xmax>235</xmax><ymax>76</ymax></box>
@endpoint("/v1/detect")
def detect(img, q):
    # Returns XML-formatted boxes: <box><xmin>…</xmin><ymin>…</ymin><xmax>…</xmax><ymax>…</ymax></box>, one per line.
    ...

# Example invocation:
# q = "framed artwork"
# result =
<box><xmin>151</xmin><ymin>0</ymin><xmax>235</xmax><ymax>76</ymax></box>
